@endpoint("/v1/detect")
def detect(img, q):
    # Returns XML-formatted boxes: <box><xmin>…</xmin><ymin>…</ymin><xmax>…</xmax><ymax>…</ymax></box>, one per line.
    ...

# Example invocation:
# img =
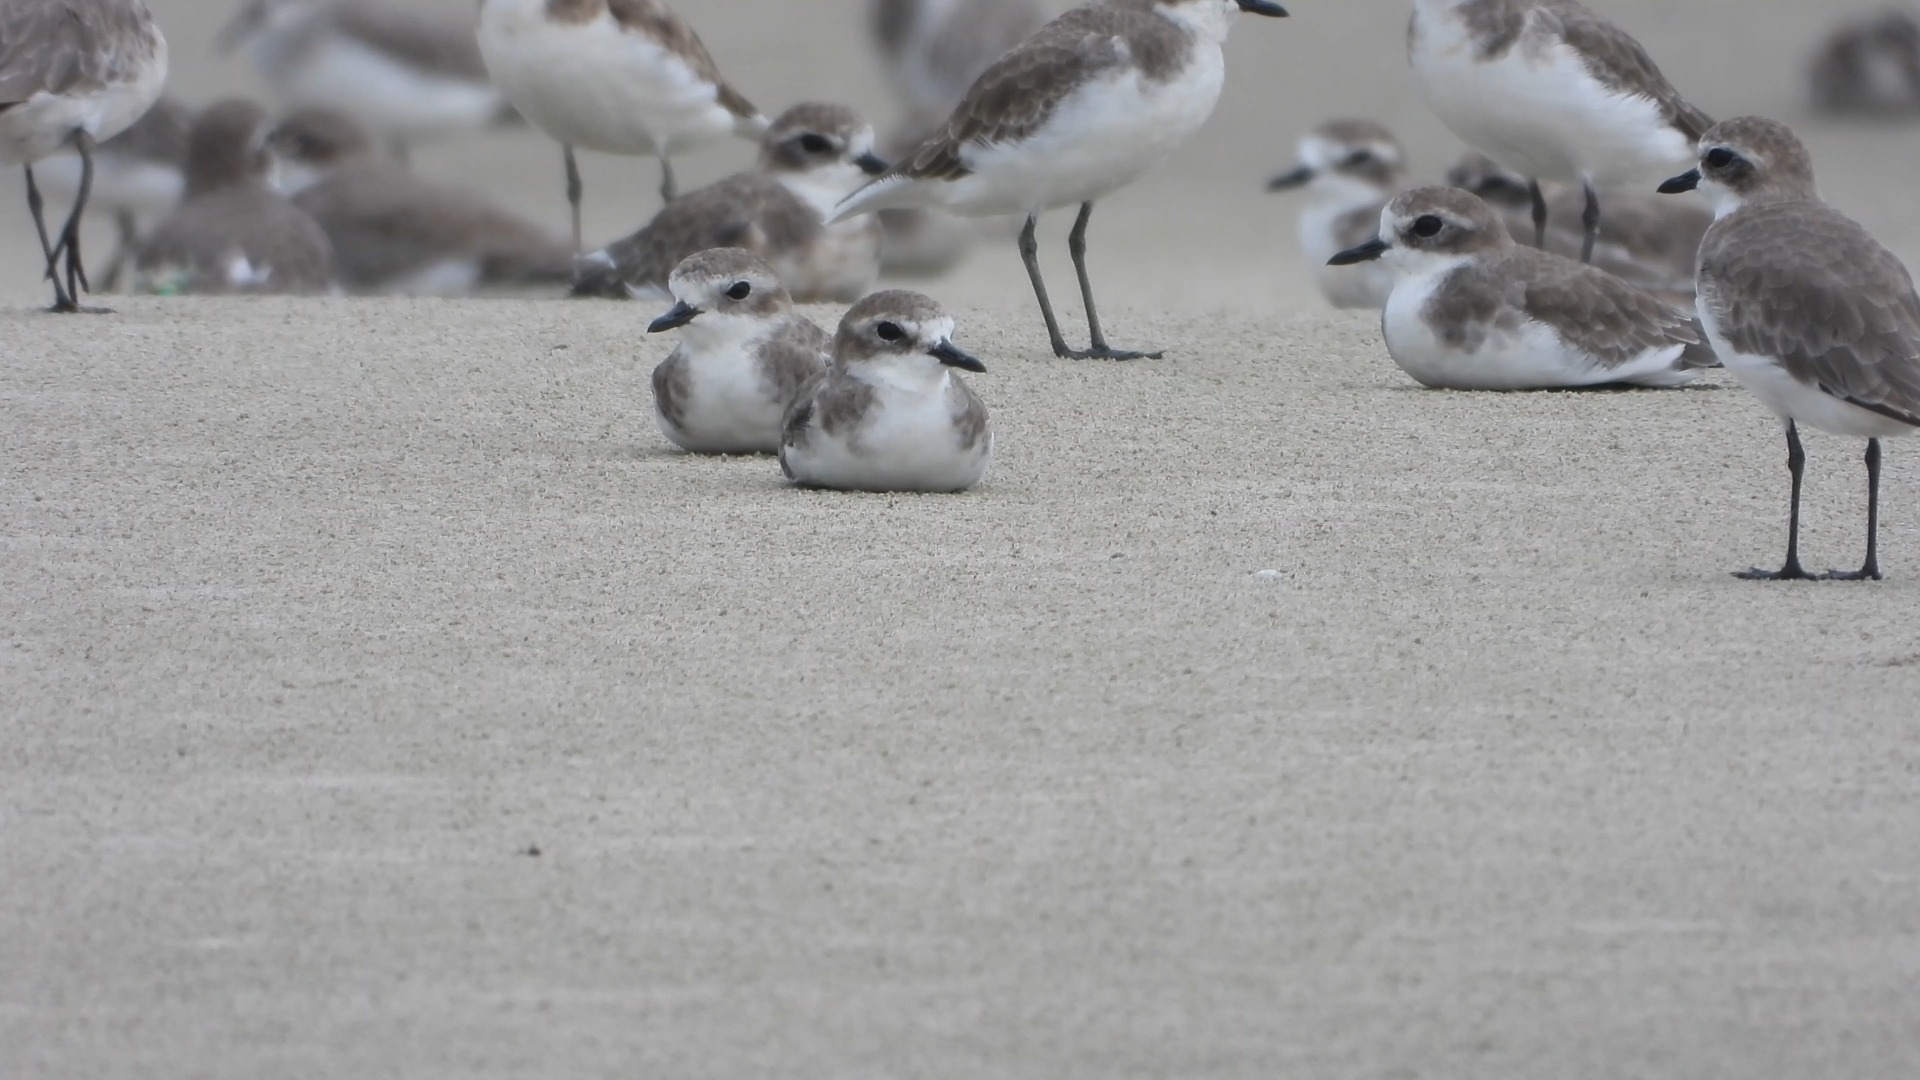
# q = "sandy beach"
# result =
<box><xmin>5</xmin><ymin>2</ymin><xmax>1920</xmax><ymax>1077</ymax></box>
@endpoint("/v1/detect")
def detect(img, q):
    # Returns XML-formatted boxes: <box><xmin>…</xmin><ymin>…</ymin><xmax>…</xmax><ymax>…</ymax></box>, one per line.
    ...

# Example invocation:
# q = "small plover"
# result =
<box><xmin>572</xmin><ymin>103</ymin><xmax>887</xmax><ymax>305</ymax></box>
<box><xmin>644</xmin><ymin>248</ymin><xmax>831</xmax><ymax>455</ymax></box>
<box><xmin>833</xmin><ymin>0</ymin><xmax>1289</xmax><ymax>360</ymax></box>
<box><xmin>477</xmin><ymin>0</ymin><xmax>770</xmax><ymax>249</ymax></box>
<box><xmin>1266</xmin><ymin>118</ymin><xmax>1407</xmax><ymax>310</ymax></box>
<box><xmin>1</xmin><ymin>0</ymin><xmax>168</xmax><ymax>312</ymax></box>
<box><xmin>1808</xmin><ymin>8</ymin><xmax>1920</xmax><ymax>117</ymax></box>
<box><xmin>1661</xmin><ymin>116</ymin><xmax>1920</xmax><ymax>581</ymax></box>
<box><xmin>219</xmin><ymin>0</ymin><xmax>510</xmax><ymax>155</ymax></box>
<box><xmin>268</xmin><ymin>107</ymin><xmax>572</xmax><ymax>294</ymax></box>
<box><xmin>135</xmin><ymin>98</ymin><xmax>335</xmax><ymax>295</ymax></box>
<box><xmin>781</xmin><ymin>290</ymin><xmax>993</xmax><ymax>493</ymax></box>
<box><xmin>1329</xmin><ymin>186</ymin><xmax>1708</xmax><ymax>390</ymax></box>
<box><xmin>1407</xmin><ymin>0</ymin><xmax>1710</xmax><ymax>265</ymax></box>
<box><xmin>34</xmin><ymin>94</ymin><xmax>192</xmax><ymax>291</ymax></box>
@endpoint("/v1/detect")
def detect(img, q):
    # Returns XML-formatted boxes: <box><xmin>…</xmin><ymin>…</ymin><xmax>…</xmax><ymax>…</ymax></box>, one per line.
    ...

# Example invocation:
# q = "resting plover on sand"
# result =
<box><xmin>268</xmin><ymin>108</ymin><xmax>572</xmax><ymax>295</ymax></box>
<box><xmin>1266</xmin><ymin>119</ymin><xmax>1407</xmax><ymax>310</ymax></box>
<box><xmin>1809</xmin><ymin>8</ymin><xmax>1920</xmax><ymax>117</ymax></box>
<box><xmin>833</xmin><ymin>0</ymin><xmax>1289</xmax><ymax>360</ymax></box>
<box><xmin>0</xmin><ymin>0</ymin><xmax>168</xmax><ymax>312</ymax></box>
<box><xmin>1407</xmin><ymin>0</ymin><xmax>1709</xmax><ymax>266</ymax></box>
<box><xmin>781</xmin><ymin>290</ymin><xmax>993</xmax><ymax>493</ymax></box>
<box><xmin>644</xmin><ymin>248</ymin><xmax>831</xmax><ymax>455</ymax></box>
<box><xmin>1662</xmin><ymin>117</ymin><xmax>1920</xmax><ymax>581</ymax></box>
<box><xmin>572</xmin><ymin>103</ymin><xmax>887</xmax><ymax>305</ymax></box>
<box><xmin>135</xmin><ymin>99</ymin><xmax>334</xmax><ymax>295</ymax></box>
<box><xmin>1329</xmin><ymin>186</ymin><xmax>1708</xmax><ymax>391</ymax></box>
<box><xmin>35</xmin><ymin>94</ymin><xmax>191</xmax><ymax>292</ymax></box>
<box><xmin>478</xmin><ymin>0</ymin><xmax>769</xmax><ymax>250</ymax></box>
<box><xmin>1446</xmin><ymin>150</ymin><xmax>1709</xmax><ymax>298</ymax></box>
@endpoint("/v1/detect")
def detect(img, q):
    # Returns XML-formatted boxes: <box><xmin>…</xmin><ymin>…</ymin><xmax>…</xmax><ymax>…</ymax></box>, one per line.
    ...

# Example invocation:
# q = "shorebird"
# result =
<box><xmin>135</xmin><ymin>98</ymin><xmax>334</xmax><ymax>295</ymax></box>
<box><xmin>268</xmin><ymin>107</ymin><xmax>572</xmax><ymax>294</ymax></box>
<box><xmin>477</xmin><ymin>0</ymin><xmax>770</xmax><ymax>251</ymax></box>
<box><xmin>1266</xmin><ymin>119</ymin><xmax>1407</xmax><ymax>310</ymax></box>
<box><xmin>33</xmin><ymin>94</ymin><xmax>191</xmax><ymax>292</ymax></box>
<box><xmin>1328</xmin><ymin>186</ymin><xmax>1709</xmax><ymax>390</ymax></box>
<box><xmin>218</xmin><ymin>0</ymin><xmax>510</xmax><ymax>156</ymax></box>
<box><xmin>644</xmin><ymin>248</ymin><xmax>831</xmax><ymax>455</ymax></box>
<box><xmin>1661</xmin><ymin>116</ymin><xmax>1920</xmax><ymax>581</ymax></box>
<box><xmin>1808</xmin><ymin>7</ymin><xmax>1920</xmax><ymax>117</ymax></box>
<box><xmin>780</xmin><ymin>290</ymin><xmax>993</xmax><ymax>493</ymax></box>
<box><xmin>1407</xmin><ymin>0</ymin><xmax>1710</xmax><ymax>265</ymax></box>
<box><xmin>1</xmin><ymin>0</ymin><xmax>168</xmax><ymax>312</ymax></box>
<box><xmin>832</xmin><ymin>0</ymin><xmax>1289</xmax><ymax>360</ymax></box>
<box><xmin>572</xmin><ymin>103</ymin><xmax>887</xmax><ymax>304</ymax></box>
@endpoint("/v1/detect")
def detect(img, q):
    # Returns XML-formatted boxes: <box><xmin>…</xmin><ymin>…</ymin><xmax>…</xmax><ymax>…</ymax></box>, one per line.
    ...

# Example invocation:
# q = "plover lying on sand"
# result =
<box><xmin>1408</xmin><ymin>0</ymin><xmax>1709</xmax><ymax>265</ymax></box>
<box><xmin>1662</xmin><ymin>116</ymin><xmax>1920</xmax><ymax>581</ymax></box>
<box><xmin>833</xmin><ymin>0</ymin><xmax>1289</xmax><ymax>360</ymax></box>
<box><xmin>781</xmin><ymin>290</ymin><xmax>992</xmax><ymax>493</ymax></box>
<box><xmin>219</xmin><ymin>0</ymin><xmax>511</xmax><ymax>155</ymax></box>
<box><xmin>1267</xmin><ymin>119</ymin><xmax>1408</xmax><ymax>310</ymax></box>
<box><xmin>135</xmin><ymin>98</ymin><xmax>334</xmax><ymax>295</ymax></box>
<box><xmin>269</xmin><ymin>107</ymin><xmax>572</xmax><ymax>295</ymax></box>
<box><xmin>34</xmin><ymin>94</ymin><xmax>191</xmax><ymax>292</ymax></box>
<box><xmin>478</xmin><ymin>0</ymin><xmax>769</xmax><ymax>250</ymax></box>
<box><xmin>1330</xmin><ymin>186</ymin><xmax>1709</xmax><ymax>390</ymax></box>
<box><xmin>1</xmin><ymin>0</ymin><xmax>168</xmax><ymax>312</ymax></box>
<box><xmin>644</xmin><ymin>248</ymin><xmax>831</xmax><ymax>455</ymax></box>
<box><xmin>572</xmin><ymin>103</ymin><xmax>887</xmax><ymax>305</ymax></box>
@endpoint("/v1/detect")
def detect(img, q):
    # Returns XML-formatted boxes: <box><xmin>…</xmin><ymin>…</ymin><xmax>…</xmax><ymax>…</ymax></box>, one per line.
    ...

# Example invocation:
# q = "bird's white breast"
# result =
<box><xmin>267</xmin><ymin>37</ymin><xmax>503</xmax><ymax>141</ymax></box>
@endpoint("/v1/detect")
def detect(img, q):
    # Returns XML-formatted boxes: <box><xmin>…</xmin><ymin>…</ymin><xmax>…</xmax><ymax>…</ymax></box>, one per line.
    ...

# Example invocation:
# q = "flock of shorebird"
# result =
<box><xmin>2</xmin><ymin>0</ymin><xmax>1919</xmax><ymax>580</ymax></box>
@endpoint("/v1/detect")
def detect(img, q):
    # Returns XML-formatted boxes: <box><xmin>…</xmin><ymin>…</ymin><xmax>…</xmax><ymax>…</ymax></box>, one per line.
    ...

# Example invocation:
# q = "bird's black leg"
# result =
<box><xmin>98</xmin><ymin>208</ymin><xmax>138</xmax><ymax>293</ymax></box>
<box><xmin>57</xmin><ymin>131</ymin><xmax>99</xmax><ymax>308</ymax></box>
<box><xmin>1826</xmin><ymin>438</ymin><xmax>1885</xmax><ymax>581</ymax></box>
<box><xmin>1528</xmin><ymin>179</ymin><xmax>1549</xmax><ymax>250</ymax></box>
<box><xmin>1017</xmin><ymin>213</ymin><xmax>1073</xmax><ymax>358</ymax></box>
<box><xmin>563</xmin><ymin>143</ymin><xmax>584</xmax><ymax>252</ymax></box>
<box><xmin>1738</xmin><ymin>421</ymin><xmax>1817</xmax><ymax>580</ymax></box>
<box><xmin>1065</xmin><ymin>201</ymin><xmax>1161</xmax><ymax>361</ymax></box>
<box><xmin>659</xmin><ymin>156</ymin><xmax>676</xmax><ymax>204</ymax></box>
<box><xmin>1579</xmin><ymin>180</ymin><xmax>1600</xmax><ymax>265</ymax></box>
<box><xmin>23</xmin><ymin>165</ymin><xmax>75</xmax><ymax>311</ymax></box>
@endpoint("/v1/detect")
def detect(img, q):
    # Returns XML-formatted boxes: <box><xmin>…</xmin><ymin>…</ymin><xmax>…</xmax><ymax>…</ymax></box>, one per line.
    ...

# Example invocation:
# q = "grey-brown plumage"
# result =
<box><xmin>572</xmin><ymin>103</ymin><xmax>885</xmax><ymax>303</ymax></box>
<box><xmin>269</xmin><ymin>108</ymin><xmax>571</xmax><ymax>294</ymax></box>
<box><xmin>135</xmin><ymin>98</ymin><xmax>334</xmax><ymax>295</ymax></box>
<box><xmin>1809</xmin><ymin>8</ymin><xmax>1920</xmax><ymax>116</ymax></box>
<box><xmin>871</xmin><ymin>0</ymin><xmax>1049</xmax><ymax>133</ymax></box>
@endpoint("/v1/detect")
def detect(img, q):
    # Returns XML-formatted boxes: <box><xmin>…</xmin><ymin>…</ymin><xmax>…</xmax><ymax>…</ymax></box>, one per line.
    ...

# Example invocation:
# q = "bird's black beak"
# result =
<box><xmin>1658</xmin><ymin>168</ymin><xmax>1701</xmax><ymax>195</ymax></box>
<box><xmin>1328</xmin><ymin>238</ymin><xmax>1389</xmax><ymax>265</ymax></box>
<box><xmin>1267</xmin><ymin>164</ymin><xmax>1314</xmax><ymax>191</ymax></box>
<box><xmin>1238</xmin><ymin>0</ymin><xmax>1289</xmax><ymax>15</ymax></box>
<box><xmin>648</xmin><ymin>301</ymin><xmax>700</xmax><ymax>333</ymax></box>
<box><xmin>928</xmin><ymin>339</ymin><xmax>986</xmax><ymax>373</ymax></box>
<box><xmin>856</xmin><ymin>152</ymin><xmax>889</xmax><ymax>176</ymax></box>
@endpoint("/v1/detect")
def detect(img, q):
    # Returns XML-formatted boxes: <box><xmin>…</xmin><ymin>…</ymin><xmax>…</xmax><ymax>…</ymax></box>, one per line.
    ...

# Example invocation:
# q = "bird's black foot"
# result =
<box><xmin>1056</xmin><ymin>345</ymin><xmax>1164</xmax><ymax>361</ymax></box>
<box><xmin>1734</xmin><ymin>563</ymin><xmax>1818</xmax><ymax>581</ymax></box>
<box><xmin>46</xmin><ymin>300</ymin><xmax>112</xmax><ymax>315</ymax></box>
<box><xmin>1822</xmin><ymin>565</ymin><xmax>1883</xmax><ymax>582</ymax></box>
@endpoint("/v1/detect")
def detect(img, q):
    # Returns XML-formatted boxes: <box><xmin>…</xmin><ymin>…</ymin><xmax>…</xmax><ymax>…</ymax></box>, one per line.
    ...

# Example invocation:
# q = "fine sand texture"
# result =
<box><xmin>7</xmin><ymin>2</ymin><xmax>1920</xmax><ymax>1078</ymax></box>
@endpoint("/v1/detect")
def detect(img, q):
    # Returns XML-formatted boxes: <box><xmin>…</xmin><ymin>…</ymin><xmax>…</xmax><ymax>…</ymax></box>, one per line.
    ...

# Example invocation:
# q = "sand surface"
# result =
<box><xmin>6</xmin><ymin>2</ymin><xmax>1920</xmax><ymax>1077</ymax></box>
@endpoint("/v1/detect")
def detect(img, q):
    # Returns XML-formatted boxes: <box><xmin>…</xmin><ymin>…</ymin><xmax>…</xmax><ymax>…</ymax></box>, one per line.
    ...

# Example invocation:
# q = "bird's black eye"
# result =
<box><xmin>726</xmin><ymin>281</ymin><xmax>751</xmax><ymax>301</ymax></box>
<box><xmin>799</xmin><ymin>134</ymin><xmax>833</xmax><ymax>154</ymax></box>
<box><xmin>875</xmin><ymin>321</ymin><xmax>905</xmax><ymax>342</ymax></box>
<box><xmin>1705</xmin><ymin>147</ymin><xmax>1735</xmax><ymax>169</ymax></box>
<box><xmin>1411</xmin><ymin>214</ymin><xmax>1444</xmax><ymax>238</ymax></box>
<box><xmin>1342</xmin><ymin>150</ymin><xmax>1373</xmax><ymax>168</ymax></box>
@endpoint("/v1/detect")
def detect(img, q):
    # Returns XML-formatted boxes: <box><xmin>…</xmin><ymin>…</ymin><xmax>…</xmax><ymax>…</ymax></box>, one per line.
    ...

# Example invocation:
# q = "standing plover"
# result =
<box><xmin>1329</xmin><ymin>186</ymin><xmax>1708</xmax><ymax>390</ymax></box>
<box><xmin>34</xmin><ymin>94</ymin><xmax>192</xmax><ymax>291</ymax></box>
<box><xmin>1266</xmin><ymin>119</ymin><xmax>1407</xmax><ymax>310</ymax></box>
<box><xmin>1808</xmin><ymin>8</ymin><xmax>1920</xmax><ymax>117</ymax></box>
<box><xmin>1661</xmin><ymin>117</ymin><xmax>1920</xmax><ymax>581</ymax></box>
<box><xmin>1</xmin><ymin>0</ymin><xmax>168</xmax><ymax>312</ymax></box>
<box><xmin>644</xmin><ymin>248</ymin><xmax>831</xmax><ymax>455</ymax></box>
<box><xmin>781</xmin><ymin>290</ymin><xmax>993</xmax><ymax>493</ymax></box>
<box><xmin>220</xmin><ymin>0</ymin><xmax>509</xmax><ymax>157</ymax></box>
<box><xmin>135</xmin><ymin>98</ymin><xmax>335</xmax><ymax>295</ymax></box>
<box><xmin>268</xmin><ymin>108</ymin><xmax>572</xmax><ymax>294</ymax></box>
<box><xmin>572</xmin><ymin>103</ymin><xmax>887</xmax><ymax>304</ymax></box>
<box><xmin>477</xmin><ymin>0</ymin><xmax>769</xmax><ymax>250</ymax></box>
<box><xmin>833</xmin><ymin>0</ymin><xmax>1289</xmax><ymax>360</ymax></box>
<box><xmin>1408</xmin><ymin>0</ymin><xmax>1710</xmax><ymax>265</ymax></box>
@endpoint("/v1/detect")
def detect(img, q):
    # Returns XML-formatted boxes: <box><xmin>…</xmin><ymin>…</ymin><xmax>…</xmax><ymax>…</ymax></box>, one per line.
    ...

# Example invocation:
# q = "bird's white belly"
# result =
<box><xmin>1701</xmin><ymin>308</ymin><xmax>1918</xmax><ymax>438</ymax></box>
<box><xmin>273</xmin><ymin>39</ymin><xmax>502</xmax><ymax>141</ymax></box>
<box><xmin>786</xmin><ymin>384</ymin><xmax>991</xmax><ymax>492</ymax></box>
<box><xmin>658</xmin><ymin>351</ymin><xmax>784</xmax><ymax>454</ymax></box>
<box><xmin>0</xmin><ymin>46</ymin><xmax>168</xmax><ymax>166</ymax></box>
<box><xmin>479</xmin><ymin>10</ymin><xmax>737</xmax><ymax>155</ymax></box>
<box><xmin>941</xmin><ymin>48</ymin><xmax>1226</xmax><ymax>216</ymax></box>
